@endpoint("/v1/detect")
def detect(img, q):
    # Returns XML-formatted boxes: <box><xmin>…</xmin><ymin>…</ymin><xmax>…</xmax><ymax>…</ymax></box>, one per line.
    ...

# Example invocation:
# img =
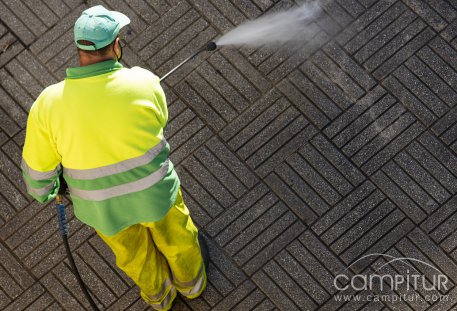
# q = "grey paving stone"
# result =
<box><xmin>337</xmin><ymin>0</ymin><xmax>397</xmax><ymax>45</ymax></box>
<box><xmin>0</xmin><ymin>67</ymin><xmax>35</xmax><ymax>113</ymax></box>
<box><xmin>383</xmin><ymin>160</ymin><xmax>438</xmax><ymax>213</ymax></box>
<box><xmin>312</xmin><ymin>50</ymin><xmax>365</xmax><ymax>101</ymax></box>
<box><xmin>194</xmin><ymin>145</ymin><xmax>248</xmax><ymax>198</ymax></box>
<box><xmin>331</xmin><ymin>200</ymin><xmax>397</xmax><ymax>255</ymax></box>
<box><xmin>176</xmin><ymin>80</ymin><xmax>227</xmax><ymax>131</ymax></box>
<box><xmin>176</xmin><ymin>167</ymin><xmax>224</xmax><ymax>219</ymax></box>
<box><xmin>205</xmin><ymin>136</ymin><xmax>258</xmax><ymax>188</ymax></box>
<box><xmin>394</xmin><ymin>151</ymin><xmax>451</xmax><ymax>204</ymax></box>
<box><xmin>373</xmin><ymin>27</ymin><xmax>436</xmax><ymax>80</ymax></box>
<box><xmin>342</xmin><ymin>103</ymin><xmax>406</xmax><ymax>158</ymax></box>
<box><xmin>340</xmin><ymin>209</ymin><xmax>407</xmax><ymax>264</ymax></box>
<box><xmin>208</xmin><ymin>189</ymin><xmax>276</xmax><ymax>247</ymax></box>
<box><xmin>169</xmin><ymin>122</ymin><xmax>213</xmax><ymax>165</ymax></box>
<box><xmin>222</xmin><ymin>201</ymin><xmax>287</xmax><ymax>254</ymax></box>
<box><xmin>0</xmin><ymin>32</ymin><xmax>24</xmax><ymax>68</ymax></box>
<box><xmin>371</xmin><ymin>170</ymin><xmax>426</xmax><ymax>224</ymax></box>
<box><xmin>40</xmin><ymin>271</ymin><xmax>86</xmax><ymax>311</ymax></box>
<box><xmin>402</xmin><ymin>229</ymin><xmax>457</xmax><ymax>285</ymax></box>
<box><xmin>0</xmin><ymin>2</ymin><xmax>36</xmax><ymax>45</ymax></box>
<box><xmin>302</xmin><ymin>60</ymin><xmax>353</xmax><ymax>110</ymax></box>
<box><xmin>264</xmin><ymin>171</ymin><xmax>319</xmax><ymax>224</ymax></box>
<box><xmin>211</xmin><ymin>280</ymin><xmax>256</xmax><ymax>311</ymax></box>
<box><xmin>360</xmin><ymin>120</ymin><xmax>424</xmax><ymax>175</ymax></box>
<box><xmin>188</xmin><ymin>0</ymin><xmax>236</xmax><ymax>34</ymax></box>
<box><xmin>421</xmin><ymin>195</ymin><xmax>457</xmax><ymax>237</ymax></box>
<box><xmin>197</xmin><ymin>61</ymin><xmax>250</xmax><ymax>113</ymax></box>
<box><xmin>363</xmin><ymin>17</ymin><xmax>427</xmax><ymax>72</ymax></box>
<box><xmin>289</xmin><ymin>148</ymin><xmax>341</xmax><ymax>203</ymax></box>
<box><xmin>441</xmin><ymin>19</ymin><xmax>457</xmax><ymax>42</ymax></box>
<box><xmin>263</xmin><ymin>259</ymin><xmax>317</xmax><ymax>310</ymax></box>
<box><xmin>183</xmin><ymin>155</ymin><xmax>237</xmax><ymax>208</ymax></box>
<box><xmin>229</xmin><ymin>288</ymin><xmax>267</xmax><ymax>311</ymax></box>
<box><xmin>147</xmin><ymin>17</ymin><xmax>209</xmax><ymax>69</ymax></box>
<box><xmin>403</xmin><ymin>0</ymin><xmax>449</xmax><ymax>32</ymax></box>
<box><xmin>337</xmin><ymin>0</ymin><xmax>365</xmax><ymax>18</ymax></box>
<box><xmin>277</xmin><ymin>78</ymin><xmax>330</xmax><ymax>129</ymax></box>
<box><xmin>131</xmin><ymin>2</ymin><xmax>190</xmax><ymax>51</ymax></box>
<box><xmin>252</xmin><ymin>270</ymin><xmax>302</xmax><ymax>311</ymax></box>
<box><xmin>344</xmin><ymin>1</ymin><xmax>407</xmax><ymax>55</ymax></box>
<box><xmin>312</xmin><ymin>180</ymin><xmax>376</xmax><ymax>235</ymax></box>
<box><xmin>206</xmin><ymin>51</ymin><xmax>262</xmax><ymax>103</ymax></box>
<box><xmin>324</xmin><ymin>84</ymin><xmax>385</xmax><ymax>138</ymax></box>
<box><xmin>1</xmin><ymin>283</ymin><xmax>46</xmax><ymax>311</ymax></box>
<box><xmin>240</xmin><ymin>215</ymin><xmax>305</xmax><ymax>275</ymax></box>
<box><xmin>260</xmin><ymin>27</ymin><xmax>327</xmax><ymax>82</ymax></box>
<box><xmin>321</xmin><ymin>189</ymin><xmax>386</xmax><ymax>246</ymax></box>
<box><xmin>76</xmin><ymin>242</ymin><xmax>129</xmax><ymax>298</ymax></box>
<box><xmin>221</xmin><ymin>48</ymin><xmax>271</xmax><ymax>94</ymax></box>
<box><xmin>289</xmin><ymin>68</ymin><xmax>342</xmax><ymax>119</ymax></box>
<box><xmin>407</xmin><ymin>56</ymin><xmax>457</xmax><ymax>108</ymax></box>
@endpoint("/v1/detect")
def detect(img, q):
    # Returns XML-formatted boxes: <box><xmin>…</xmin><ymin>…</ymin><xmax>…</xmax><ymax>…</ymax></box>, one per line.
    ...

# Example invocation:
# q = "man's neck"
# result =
<box><xmin>79</xmin><ymin>56</ymin><xmax>115</xmax><ymax>67</ymax></box>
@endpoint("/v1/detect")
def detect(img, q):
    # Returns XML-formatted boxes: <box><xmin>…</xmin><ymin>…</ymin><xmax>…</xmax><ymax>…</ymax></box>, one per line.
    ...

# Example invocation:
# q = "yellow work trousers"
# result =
<box><xmin>96</xmin><ymin>189</ymin><xmax>206</xmax><ymax>310</ymax></box>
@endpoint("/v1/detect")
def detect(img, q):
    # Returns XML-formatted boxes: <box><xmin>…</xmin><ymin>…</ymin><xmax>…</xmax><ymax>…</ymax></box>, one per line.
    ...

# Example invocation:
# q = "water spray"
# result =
<box><xmin>159</xmin><ymin>41</ymin><xmax>217</xmax><ymax>81</ymax></box>
<box><xmin>159</xmin><ymin>2</ymin><xmax>322</xmax><ymax>81</ymax></box>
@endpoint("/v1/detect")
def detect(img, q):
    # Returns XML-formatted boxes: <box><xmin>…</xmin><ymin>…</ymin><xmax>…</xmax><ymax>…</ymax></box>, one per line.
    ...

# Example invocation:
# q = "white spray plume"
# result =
<box><xmin>216</xmin><ymin>1</ymin><xmax>322</xmax><ymax>47</ymax></box>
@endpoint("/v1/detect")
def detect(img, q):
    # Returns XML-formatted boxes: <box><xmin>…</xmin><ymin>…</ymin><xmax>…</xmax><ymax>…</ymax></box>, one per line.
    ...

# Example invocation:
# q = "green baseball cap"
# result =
<box><xmin>74</xmin><ymin>5</ymin><xmax>130</xmax><ymax>51</ymax></box>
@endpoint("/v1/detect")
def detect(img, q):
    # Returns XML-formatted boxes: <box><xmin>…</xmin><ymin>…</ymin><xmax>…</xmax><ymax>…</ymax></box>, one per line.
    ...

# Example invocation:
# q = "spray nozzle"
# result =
<box><xmin>205</xmin><ymin>41</ymin><xmax>217</xmax><ymax>51</ymax></box>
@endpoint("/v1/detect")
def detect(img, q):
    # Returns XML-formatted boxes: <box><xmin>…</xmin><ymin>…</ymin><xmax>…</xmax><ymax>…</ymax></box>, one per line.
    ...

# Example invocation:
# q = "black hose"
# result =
<box><xmin>56</xmin><ymin>196</ymin><xmax>100</xmax><ymax>311</ymax></box>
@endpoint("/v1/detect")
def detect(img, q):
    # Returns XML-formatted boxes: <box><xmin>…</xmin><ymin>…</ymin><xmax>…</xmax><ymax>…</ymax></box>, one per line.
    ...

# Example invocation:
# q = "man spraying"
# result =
<box><xmin>21</xmin><ymin>5</ymin><xmax>207</xmax><ymax>310</ymax></box>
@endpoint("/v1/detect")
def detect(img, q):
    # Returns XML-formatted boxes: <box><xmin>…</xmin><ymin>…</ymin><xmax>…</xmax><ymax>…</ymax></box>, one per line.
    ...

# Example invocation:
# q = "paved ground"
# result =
<box><xmin>1</xmin><ymin>0</ymin><xmax>457</xmax><ymax>310</ymax></box>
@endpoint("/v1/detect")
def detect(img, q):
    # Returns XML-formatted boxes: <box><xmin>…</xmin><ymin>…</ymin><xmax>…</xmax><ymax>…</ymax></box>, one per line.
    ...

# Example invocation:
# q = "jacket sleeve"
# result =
<box><xmin>151</xmin><ymin>77</ymin><xmax>168</xmax><ymax>128</ymax></box>
<box><xmin>22</xmin><ymin>94</ymin><xmax>61</xmax><ymax>203</ymax></box>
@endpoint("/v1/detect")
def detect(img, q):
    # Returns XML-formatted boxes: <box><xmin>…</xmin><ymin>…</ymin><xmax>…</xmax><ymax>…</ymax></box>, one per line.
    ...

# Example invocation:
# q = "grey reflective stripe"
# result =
<box><xmin>174</xmin><ymin>264</ymin><xmax>205</xmax><ymax>297</ymax></box>
<box><xmin>173</xmin><ymin>264</ymin><xmax>204</xmax><ymax>288</ymax></box>
<box><xmin>26</xmin><ymin>181</ymin><xmax>55</xmax><ymax>196</ymax></box>
<box><xmin>64</xmin><ymin>139</ymin><xmax>166</xmax><ymax>180</ymax></box>
<box><xmin>145</xmin><ymin>278</ymin><xmax>172</xmax><ymax>301</ymax></box>
<box><xmin>178</xmin><ymin>273</ymin><xmax>205</xmax><ymax>297</ymax></box>
<box><xmin>69</xmin><ymin>160</ymin><xmax>169</xmax><ymax>201</ymax></box>
<box><xmin>21</xmin><ymin>159</ymin><xmax>61</xmax><ymax>180</ymax></box>
<box><xmin>149</xmin><ymin>286</ymin><xmax>175</xmax><ymax>310</ymax></box>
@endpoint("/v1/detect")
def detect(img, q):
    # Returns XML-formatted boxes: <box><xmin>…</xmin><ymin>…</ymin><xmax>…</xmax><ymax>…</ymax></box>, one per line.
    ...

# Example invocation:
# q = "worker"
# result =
<box><xmin>21</xmin><ymin>5</ymin><xmax>207</xmax><ymax>310</ymax></box>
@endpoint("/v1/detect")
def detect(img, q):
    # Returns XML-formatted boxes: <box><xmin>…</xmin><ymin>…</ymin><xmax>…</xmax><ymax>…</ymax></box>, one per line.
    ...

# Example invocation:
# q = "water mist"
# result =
<box><xmin>215</xmin><ymin>1</ymin><xmax>322</xmax><ymax>47</ymax></box>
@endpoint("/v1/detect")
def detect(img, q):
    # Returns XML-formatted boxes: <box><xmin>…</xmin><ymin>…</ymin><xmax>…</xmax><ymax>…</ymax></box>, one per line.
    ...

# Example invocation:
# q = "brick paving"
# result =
<box><xmin>1</xmin><ymin>0</ymin><xmax>457</xmax><ymax>310</ymax></box>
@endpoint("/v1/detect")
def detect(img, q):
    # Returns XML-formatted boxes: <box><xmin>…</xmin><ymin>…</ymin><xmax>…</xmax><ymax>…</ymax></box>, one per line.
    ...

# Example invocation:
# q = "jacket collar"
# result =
<box><xmin>66</xmin><ymin>59</ymin><xmax>123</xmax><ymax>79</ymax></box>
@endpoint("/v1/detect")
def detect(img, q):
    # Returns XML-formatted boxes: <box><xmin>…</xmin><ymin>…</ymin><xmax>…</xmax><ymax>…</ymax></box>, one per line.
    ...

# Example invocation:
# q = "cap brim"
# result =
<box><xmin>111</xmin><ymin>11</ymin><xmax>130</xmax><ymax>28</ymax></box>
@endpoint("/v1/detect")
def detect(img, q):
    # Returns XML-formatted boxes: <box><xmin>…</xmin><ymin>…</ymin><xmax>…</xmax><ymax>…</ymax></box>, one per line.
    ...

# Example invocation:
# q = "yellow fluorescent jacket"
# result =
<box><xmin>22</xmin><ymin>60</ymin><xmax>180</xmax><ymax>236</ymax></box>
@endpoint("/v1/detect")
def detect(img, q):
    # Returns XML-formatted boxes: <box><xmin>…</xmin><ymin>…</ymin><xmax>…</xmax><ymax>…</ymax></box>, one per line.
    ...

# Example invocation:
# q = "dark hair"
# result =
<box><xmin>77</xmin><ymin>39</ymin><xmax>115</xmax><ymax>56</ymax></box>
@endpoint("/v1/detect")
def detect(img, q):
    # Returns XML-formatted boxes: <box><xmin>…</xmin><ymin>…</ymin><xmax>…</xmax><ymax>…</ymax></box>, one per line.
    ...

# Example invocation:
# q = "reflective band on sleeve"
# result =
<box><xmin>69</xmin><ymin>160</ymin><xmax>169</xmax><ymax>201</ymax></box>
<box><xmin>64</xmin><ymin>139</ymin><xmax>166</xmax><ymax>180</ymax></box>
<box><xmin>21</xmin><ymin>159</ymin><xmax>61</xmax><ymax>181</ymax></box>
<box><xmin>26</xmin><ymin>181</ymin><xmax>55</xmax><ymax>196</ymax></box>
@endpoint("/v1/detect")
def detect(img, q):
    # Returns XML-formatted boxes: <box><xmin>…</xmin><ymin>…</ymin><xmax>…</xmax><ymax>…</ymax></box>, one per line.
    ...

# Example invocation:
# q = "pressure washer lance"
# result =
<box><xmin>159</xmin><ymin>41</ymin><xmax>217</xmax><ymax>81</ymax></box>
<box><xmin>54</xmin><ymin>41</ymin><xmax>217</xmax><ymax>310</ymax></box>
<box><xmin>56</xmin><ymin>189</ymin><xmax>100</xmax><ymax>311</ymax></box>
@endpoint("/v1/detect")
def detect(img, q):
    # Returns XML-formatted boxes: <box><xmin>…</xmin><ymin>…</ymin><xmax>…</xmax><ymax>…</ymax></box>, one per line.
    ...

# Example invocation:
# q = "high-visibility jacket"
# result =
<box><xmin>22</xmin><ymin>60</ymin><xmax>180</xmax><ymax>236</ymax></box>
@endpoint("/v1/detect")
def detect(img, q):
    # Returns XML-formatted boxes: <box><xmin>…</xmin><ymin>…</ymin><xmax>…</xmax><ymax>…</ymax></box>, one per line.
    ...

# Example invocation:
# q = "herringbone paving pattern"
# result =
<box><xmin>1</xmin><ymin>0</ymin><xmax>457</xmax><ymax>310</ymax></box>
